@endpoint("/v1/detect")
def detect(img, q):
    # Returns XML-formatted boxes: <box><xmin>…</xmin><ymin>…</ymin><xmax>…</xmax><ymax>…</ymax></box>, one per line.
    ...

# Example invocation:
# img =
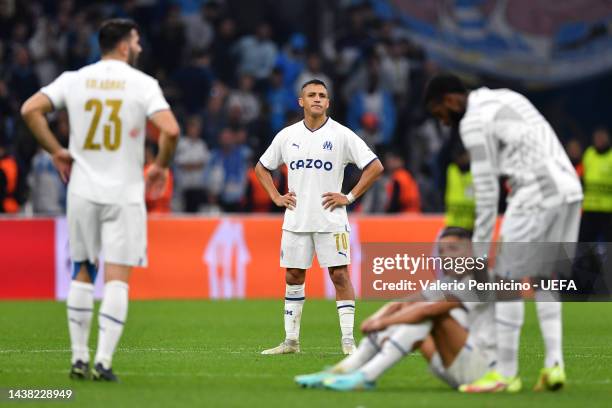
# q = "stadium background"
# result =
<box><xmin>0</xmin><ymin>0</ymin><xmax>611</xmax><ymax>217</ymax></box>
<box><xmin>1</xmin><ymin>0</ymin><xmax>611</xmax><ymax>300</ymax></box>
<box><xmin>1</xmin><ymin>2</ymin><xmax>612</xmax><ymax>407</ymax></box>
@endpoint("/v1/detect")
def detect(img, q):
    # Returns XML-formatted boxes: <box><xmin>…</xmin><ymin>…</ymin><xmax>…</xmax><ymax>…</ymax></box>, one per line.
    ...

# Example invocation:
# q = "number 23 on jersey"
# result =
<box><xmin>83</xmin><ymin>98</ymin><xmax>123</xmax><ymax>151</ymax></box>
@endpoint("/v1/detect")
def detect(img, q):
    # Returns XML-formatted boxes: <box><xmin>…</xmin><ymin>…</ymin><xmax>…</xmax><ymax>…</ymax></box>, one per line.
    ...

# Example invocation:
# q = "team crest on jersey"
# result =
<box><xmin>322</xmin><ymin>140</ymin><xmax>333</xmax><ymax>151</ymax></box>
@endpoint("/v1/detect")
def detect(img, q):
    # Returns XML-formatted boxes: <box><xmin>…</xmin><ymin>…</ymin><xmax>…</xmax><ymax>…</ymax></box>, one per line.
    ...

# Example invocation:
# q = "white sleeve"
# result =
<box><xmin>345</xmin><ymin>129</ymin><xmax>378</xmax><ymax>169</ymax></box>
<box><xmin>144</xmin><ymin>79</ymin><xmax>170</xmax><ymax>117</ymax></box>
<box><xmin>259</xmin><ymin>132</ymin><xmax>284</xmax><ymax>170</ymax></box>
<box><xmin>40</xmin><ymin>72</ymin><xmax>72</xmax><ymax>110</ymax></box>
<box><xmin>461</xmin><ymin>120</ymin><xmax>499</xmax><ymax>253</ymax></box>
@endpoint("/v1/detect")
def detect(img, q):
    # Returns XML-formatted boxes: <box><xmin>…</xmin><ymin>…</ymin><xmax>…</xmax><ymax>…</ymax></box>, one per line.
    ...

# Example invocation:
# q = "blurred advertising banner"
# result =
<box><xmin>0</xmin><ymin>219</ymin><xmax>56</xmax><ymax>299</ymax></box>
<box><xmin>382</xmin><ymin>0</ymin><xmax>612</xmax><ymax>84</ymax></box>
<box><xmin>4</xmin><ymin>216</ymin><xmax>608</xmax><ymax>300</ymax></box>
<box><xmin>0</xmin><ymin>215</ymin><xmax>443</xmax><ymax>300</ymax></box>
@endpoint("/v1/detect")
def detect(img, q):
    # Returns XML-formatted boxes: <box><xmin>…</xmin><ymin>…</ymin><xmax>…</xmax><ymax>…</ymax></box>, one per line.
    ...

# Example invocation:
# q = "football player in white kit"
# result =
<box><xmin>21</xmin><ymin>19</ymin><xmax>180</xmax><ymax>381</ymax></box>
<box><xmin>424</xmin><ymin>74</ymin><xmax>583</xmax><ymax>392</ymax></box>
<box><xmin>294</xmin><ymin>227</ymin><xmax>496</xmax><ymax>391</ymax></box>
<box><xmin>256</xmin><ymin>79</ymin><xmax>384</xmax><ymax>355</ymax></box>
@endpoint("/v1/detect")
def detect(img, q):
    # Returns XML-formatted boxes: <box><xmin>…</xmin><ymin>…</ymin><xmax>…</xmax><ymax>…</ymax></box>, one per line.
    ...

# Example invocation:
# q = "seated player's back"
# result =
<box><xmin>42</xmin><ymin>60</ymin><xmax>167</xmax><ymax>205</ymax></box>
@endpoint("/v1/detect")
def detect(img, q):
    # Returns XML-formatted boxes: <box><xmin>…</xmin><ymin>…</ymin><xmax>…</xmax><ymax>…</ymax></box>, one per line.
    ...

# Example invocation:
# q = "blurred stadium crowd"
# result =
<box><xmin>0</xmin><ymin>0</ymin><xmax>609</xmax><ymax>217</ymax></box>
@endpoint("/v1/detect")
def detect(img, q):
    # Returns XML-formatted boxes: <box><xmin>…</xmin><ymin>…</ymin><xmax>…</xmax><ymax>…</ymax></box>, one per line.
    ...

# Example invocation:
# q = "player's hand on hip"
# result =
<box><xmin>273</xmin><ymin>191</ymin><xmax>296</xmax><ymax>210</ymax></box>
<box><xmin>145</xmin><ymin>163</ymin><xmax>168</xmax><ymax>199</ymax></box>
<box><xmin>321</xmin><ymin>192</ymin><xmax>349</xmax><ymax>211</ymax></box>
<box><xmin>52</xmin><ymin>148</ymin><xmax>73</xmax><ymax>183</ymax></box>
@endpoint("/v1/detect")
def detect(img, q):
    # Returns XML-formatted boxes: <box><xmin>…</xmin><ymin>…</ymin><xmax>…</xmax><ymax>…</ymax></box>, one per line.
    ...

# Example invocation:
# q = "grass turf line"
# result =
<box><xmin>0</xmin><ymin>301</ymin><xmax>611</xmax><ymax>407</ymax></box>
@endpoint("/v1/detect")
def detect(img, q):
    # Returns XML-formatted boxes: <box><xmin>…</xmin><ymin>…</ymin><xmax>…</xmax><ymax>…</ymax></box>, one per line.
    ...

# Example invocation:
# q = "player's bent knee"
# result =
<box><xmin>285</xmin><ymin>268</ymin><xmax>306</xmax><ymax>285</ymax></box>
<box><xmin>104</xmin><ymin>263</ymin><xmax>132</xmax><ymax>283</ymax></box>
<box><xmin>328</xmin><ymin>266</ymin><xmax>350</xmax><ymax>286</ymax></box>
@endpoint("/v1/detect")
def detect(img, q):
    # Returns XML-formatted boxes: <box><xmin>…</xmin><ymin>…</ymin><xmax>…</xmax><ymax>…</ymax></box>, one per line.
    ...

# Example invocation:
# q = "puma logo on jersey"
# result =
<box><xmin>292</xmin><ymin>143</ymin><xmax>300</xmax><ymax>149</ymax></box>
<box><xmin>289</xmin><ymin>159</ymin><xmax>333</xmax><ymax>171</ymax></box>
<box><xmin>338</xmin><ymin>251</ymin><xmax>347</xmax><ymax>257</ymax></box>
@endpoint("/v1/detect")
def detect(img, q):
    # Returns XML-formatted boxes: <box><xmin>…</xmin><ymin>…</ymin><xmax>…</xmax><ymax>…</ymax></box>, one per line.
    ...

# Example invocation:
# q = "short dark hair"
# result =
<box><xmin>98</xmin><ymin>18</ymin><xmax>139</xmax><ymax>55</ymax></box>
<box><xmin>423</xmin><ymin>73</ymin><xmax>467</xmax><ymax>106</ymax></box>
<box><xmin>301</xmin><ymin>79</ymin><xmax>328</xmax><ymax>91</ymax></box>
<box><xmin>439</xmin><ymin>226</ymin><xmax>472</xmax><ymax>240</ymax></box>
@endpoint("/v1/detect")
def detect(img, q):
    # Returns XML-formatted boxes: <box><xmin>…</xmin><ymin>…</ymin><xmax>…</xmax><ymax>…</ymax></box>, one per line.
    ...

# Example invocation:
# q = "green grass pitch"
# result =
<box><xmin>1</xmin><ymin>300</ymin><xmax>611</xmax><ymax>407</ymax></box>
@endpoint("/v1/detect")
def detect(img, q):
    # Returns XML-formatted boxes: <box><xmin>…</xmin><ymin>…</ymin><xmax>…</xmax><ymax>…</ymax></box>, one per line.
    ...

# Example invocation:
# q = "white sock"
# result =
<box><xmin>360</xmin><ymin>322</ymin><xmax>432</xmax><ymax>381</ymax></box>
<box><xmin>333</xmin><ymin>334</ymin><xmax>379</xmax><ymax>373</ymax></box>
<box><xmin>284</xmin><ymin>284</ymin><xmax>305</xmax><ymax>341</ymax></box>
<box><xmin>67</xmin><ymin>281</ymin><xmax>94</xmax><ymax>364</ymax></box>
<box><xmin>535</xmin><ymin>291</ymin><xmax>564</xmax><ymax>368</ymax></box>
<box><xmin>495</xmin><ymin>301</ymin><xmax>524</xmax><ymax>378</ymax></box>
<box><xmin>94</xmin><ymin>280</ymin><xmax>129</xmax><ymax>369</ymax></box>
<box><xmin>337</xmin><ymin>300</ymin><xmax>355</xmax><ymax>341</ymax></box>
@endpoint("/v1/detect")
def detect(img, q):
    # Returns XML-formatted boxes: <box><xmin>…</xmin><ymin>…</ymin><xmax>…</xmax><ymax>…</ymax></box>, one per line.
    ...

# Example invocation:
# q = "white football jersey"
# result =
<box><xmin>460</xmin><ymin>87</ymin><xmax>583</xmax><ymax>244</ymax></box>
<box><xmin>259</xmin><ymin>117</ymin><xmax>377</xmax><ymax>232</ymax></box>
<box><xmin>40</xmin><ymin>59</ymin><xmax>170</xmax><ymax>204</ymax></box>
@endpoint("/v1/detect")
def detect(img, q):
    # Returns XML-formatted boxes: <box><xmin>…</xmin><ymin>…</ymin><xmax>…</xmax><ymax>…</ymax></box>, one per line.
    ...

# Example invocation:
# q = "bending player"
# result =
<box><xmin>21</xmin><ymin>19</ymin><xmax>179</xmax><ymax>381</ymax></box>
<box><xmin>295</xmin><ymin>227</ymin><xmax>495</xmax><ymax>391</ymax></box>
<box><xmin>424</xmin><ymin>74</ymin><xmax>582</xmax><ymax>392</ymax></box>
<box><xmin>256</xmin><ymin>79</ymin><xmax>384</xmax><ymax>355</ymax></box>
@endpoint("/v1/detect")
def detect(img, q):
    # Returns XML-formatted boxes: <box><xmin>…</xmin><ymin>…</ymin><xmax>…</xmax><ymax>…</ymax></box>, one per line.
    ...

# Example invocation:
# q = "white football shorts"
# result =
<box><xmin>496</xmin><ymin>201</ymin><xmax>581</xmax><ymax>279</ymax></box>
<box><xmin>67</xmin><ymin>192</ymin><xmax>147</xmax><ymax>267</ymax></box>
<box><xmin>280</xmin><ymin>230</ymin><xmax>351</xmax><ymax>269</ymax></box>
<box><xmin>429</xmin><ymin>342</ymin><xmax>490</xmax><ymax>389</ymax></box>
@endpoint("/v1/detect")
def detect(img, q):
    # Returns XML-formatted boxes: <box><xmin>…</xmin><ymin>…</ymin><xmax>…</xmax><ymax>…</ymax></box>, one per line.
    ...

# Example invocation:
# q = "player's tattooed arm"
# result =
<box><xmin>321</xmin><ymin>158</ymin><xmax>384</xmax><ymax>210</ymax></box>
<box><xmin>21</xmin><ymin>92</ymin><xmax>72</xmax><ymax>182</ymax></box>
<box><xmin>255</xmin><ymin>162</ymin><xmax>296</xmax><ymax>210</ymax></box>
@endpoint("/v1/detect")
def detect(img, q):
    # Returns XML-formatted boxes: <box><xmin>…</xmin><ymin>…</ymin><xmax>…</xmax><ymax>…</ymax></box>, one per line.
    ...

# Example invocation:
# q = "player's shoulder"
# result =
<box><xmin>471</xmin><ymin>87</ymin><xmax>526</xmax><ymax>107</ymax></box>
<box><xmin>467</xmin><ymin>87</ymin><xmax>498</xmax><ymax>107</ymax></box>
<box><xmin>130</xmin><ymin>67</ymin><xmax>159</xmax><ymax>86</ymax></box>
<box><xmin>120</xmin><ymin>64</ymin><xmax>159</xmax><ymax>87</ymax></box>
<box><xmin>277</xmin><ymin>120</ymin><xmax>304</xmax><ymax>137</ymax></box>
<box><xmin>51</xmin><ymin>70</ymin><xmax>79</xmax><ymax>85</ymax></box>
<box><xmin>327</xmin><ymin>118</ymin><xmax>358</xmax><ymax>139</ymax></box>
<box><xmin>464</xmin><ymin>87</ymin><xmax>505</xmax><ymax>124</ymax></box>
<box><xmin>90</xmin><ymin>60</ymin><xmax>158</xmax><ymax>85</ymax></box>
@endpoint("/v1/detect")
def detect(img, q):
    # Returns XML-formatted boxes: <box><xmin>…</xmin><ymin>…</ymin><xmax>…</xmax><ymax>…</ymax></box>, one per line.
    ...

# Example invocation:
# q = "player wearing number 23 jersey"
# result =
<box><xmin>21</xmin><ymin>18</ymin><xmax>179</xmax><ymax>382</ymax></box>
<box><xmin>40</xmin><ymin>58</ymin><xmax>169</xmax><ymax>205</ymax></box>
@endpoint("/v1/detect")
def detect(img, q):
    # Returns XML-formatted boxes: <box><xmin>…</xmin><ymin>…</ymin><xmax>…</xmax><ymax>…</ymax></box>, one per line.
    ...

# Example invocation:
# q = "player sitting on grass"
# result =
<box><xmin>295</xmin><ymin>226</ymin><xmax>495</xmax><ymax>391</ymax></box>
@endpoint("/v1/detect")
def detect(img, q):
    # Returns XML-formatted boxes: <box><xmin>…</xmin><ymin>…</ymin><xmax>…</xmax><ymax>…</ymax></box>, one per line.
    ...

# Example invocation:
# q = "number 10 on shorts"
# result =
<box><xmin>334</xmin><ymin>233</ymin><xmax>348</xmax><ymax>251</ymax></box>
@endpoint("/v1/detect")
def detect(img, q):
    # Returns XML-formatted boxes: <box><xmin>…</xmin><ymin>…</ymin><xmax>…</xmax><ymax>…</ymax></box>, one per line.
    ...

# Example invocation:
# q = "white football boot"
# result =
<box><xmin>341</xmin><ymin>338</ymin><xmax>356</xmax><ymax>355</ymax></box>
<box><xmin>261</xmin><ymin>339</ymin><xmax>301</xmax><ymax>355</ymax></box>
